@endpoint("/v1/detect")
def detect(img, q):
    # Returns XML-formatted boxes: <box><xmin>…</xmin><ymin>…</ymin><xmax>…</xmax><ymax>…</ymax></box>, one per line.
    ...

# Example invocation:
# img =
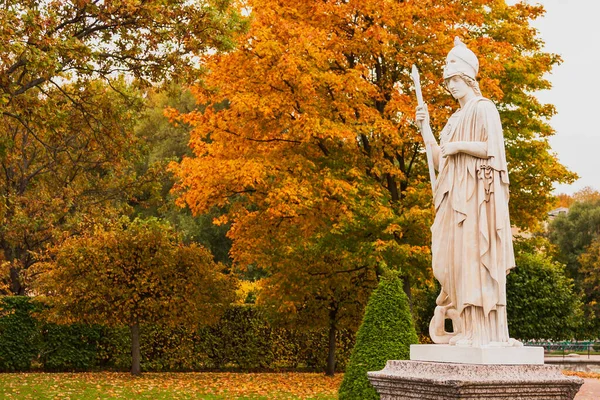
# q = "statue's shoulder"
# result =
<box><xmin>475</xmin><ymin>96</ymin><xmax>496</xmax><ymax>107</ymax></box>
<box><xmin>473</xmin><ymin>97</ymin><xmax>500</xmax><ymax>115</ymax></box>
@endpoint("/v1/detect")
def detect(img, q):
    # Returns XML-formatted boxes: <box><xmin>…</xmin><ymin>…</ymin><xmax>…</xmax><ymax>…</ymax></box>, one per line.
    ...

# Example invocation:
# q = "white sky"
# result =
<box><xmin>521</xmin><ymin>0</ymin><xmax>600</xmax><ymax>194</ymax></box>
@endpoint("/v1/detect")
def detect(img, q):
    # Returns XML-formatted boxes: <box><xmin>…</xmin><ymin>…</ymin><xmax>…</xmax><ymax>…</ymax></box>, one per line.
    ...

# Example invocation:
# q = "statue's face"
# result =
<box><xmin>445</xmin><ymin>75</ymin><xmax>473</xmax><ymax>101</ymax></box>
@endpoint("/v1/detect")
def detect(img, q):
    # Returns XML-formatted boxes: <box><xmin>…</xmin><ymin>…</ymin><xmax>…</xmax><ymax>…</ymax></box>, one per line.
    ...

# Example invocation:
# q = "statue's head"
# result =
<box><xmin>443</xmin><ymin>37</ymin><xmax>479</xmax><ymax>80</ymax></box>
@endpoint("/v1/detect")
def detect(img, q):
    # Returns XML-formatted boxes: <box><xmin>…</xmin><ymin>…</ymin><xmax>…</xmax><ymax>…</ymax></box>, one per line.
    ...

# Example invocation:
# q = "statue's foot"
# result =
<box><xmin>455</xmin><ymin>338</ymin><xmax>473</xmax><ymax>347</ymax></box>
<box><xmin>508</xmin><ymin>338</ymin><xmax>523</xmax><ymax>347</ymax></box>
<box><xmin>487</xmin><ymin>339</ymin><xmax>524</xmax><ymax>348</ymax></box>
<box><xmin>449</xmin><ymin>333</ymin><xmax>466</xmax><ymax>346</ymax></box>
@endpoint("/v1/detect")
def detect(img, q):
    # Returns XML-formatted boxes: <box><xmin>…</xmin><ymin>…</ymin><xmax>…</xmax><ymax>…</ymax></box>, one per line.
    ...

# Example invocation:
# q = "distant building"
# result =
<box><xmin>512</xmin><ymin>207</ymin><xmax>569</xmax><ymax>239</ymax></box>
<box><xmin>548</xmin><ymin>207</ymin><xmax>569</xmax><ymax>220</ymax></box>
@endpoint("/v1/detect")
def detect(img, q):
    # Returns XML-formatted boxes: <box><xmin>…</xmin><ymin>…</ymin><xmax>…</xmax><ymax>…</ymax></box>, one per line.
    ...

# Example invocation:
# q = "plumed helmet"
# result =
<box><xmin>443</xmin><ymin>37</ymin><xmax>479</xmax><ymax>80</ymax></box>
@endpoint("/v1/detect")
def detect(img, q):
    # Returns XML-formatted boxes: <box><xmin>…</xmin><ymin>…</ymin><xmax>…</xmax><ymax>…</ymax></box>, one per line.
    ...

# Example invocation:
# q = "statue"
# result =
<box><xmin>415</xmin><ymin>37</ymin><xmax>521</xmax><ymax>348</ymax></box>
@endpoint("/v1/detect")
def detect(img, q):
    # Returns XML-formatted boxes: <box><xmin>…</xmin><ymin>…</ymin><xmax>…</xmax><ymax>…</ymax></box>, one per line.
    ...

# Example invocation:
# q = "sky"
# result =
<box><xmin>520</xmin><ymin>0</ymin><xmax>600</xmax><ymax>194</ymax></box>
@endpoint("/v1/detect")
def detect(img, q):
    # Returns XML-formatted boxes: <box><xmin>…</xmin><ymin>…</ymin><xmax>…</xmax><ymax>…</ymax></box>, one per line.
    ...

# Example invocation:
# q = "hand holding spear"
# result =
<box><xmin>410</xmin><ymin>65</ymin><xmax>437</xmax><ymax>192</ymax></box>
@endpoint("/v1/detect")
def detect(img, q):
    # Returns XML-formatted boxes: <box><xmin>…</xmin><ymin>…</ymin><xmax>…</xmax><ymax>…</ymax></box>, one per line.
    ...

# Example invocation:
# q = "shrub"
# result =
<box><xmin>199</xmin><ymin>306</ymin><xmax>274</xmax><ymax>369</ymax></box>
<box><xmin>338</xmin><ymin>274</ymin><xmax>418</xmax><ymax>400</ymax></box>
<box><xmin>507</xmin><ymin>251</ymin><xmax>584</xmax><ymax>340</ymax></box>
<box><xmin>96</xmin><ymin>325</ymin><xmax>131</xmax><ymax>371</ymax></box>
<box><xmin>40</xmin><ymin>323</ymin><xmax>102</xmax><ymax>371</ymax></box>
<box><xmin>0</xmin><ymin>296</ymin><xmax>40</xmax><ymax>371</ymax></box>
<box><xmin>0</xmin><ymin>298</ymin><xmax>356</xmax><ymax>372</ymax></box>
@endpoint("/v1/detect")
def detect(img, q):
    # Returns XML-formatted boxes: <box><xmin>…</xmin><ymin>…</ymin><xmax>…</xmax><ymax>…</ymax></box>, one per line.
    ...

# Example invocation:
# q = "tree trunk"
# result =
<box><xmin>130</xmin><ymin>322</ymin><xmax>141</xmax><ymax>376</ymax></box>
<box><xmin>326</xmin><ymin>309</ymin><xmax>337</xmax><ymax>376</ymax></box>
<box><xmin>9</xmin><ymin>267</ymin><xmax>23</xmax><ymax>295</ymax></box>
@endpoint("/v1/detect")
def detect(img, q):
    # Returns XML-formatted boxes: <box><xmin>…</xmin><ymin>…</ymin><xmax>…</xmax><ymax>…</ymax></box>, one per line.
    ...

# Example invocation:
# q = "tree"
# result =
<box><xmin>338</xmin><ymin>273</ymin><xmax>417</xmax><ymax>400</ymax></box>
<box><xmin>506</xmin><ymin>250</ymin><xmax>583</xmax><ymax>341</ymax></box>
<box><xmin>171</xmin><ymin>0</ymin><xmax>574</xmax><ymax>366</ymax></box>
<box><xmin>32</xmin><ymin>217</ymin><xmax>236</xmax><ymax>375</ymax></box>
<box><xmin>554</xmin><ymin>193</ymin><xmax>574</xmax><ymax>209</ymax></box>
<box><xmin>0</xmin><ymin>0</ymin><xmax>246</xmax><ymax>294</ymax></box>
<box><xmin>255</xmin><ymin>226</ymin><xmax>380</xmax><ymax>375</ymax></box>
<box><xmin>576</xmin><ymin>238</ymin><xmax>600</xmax><ymax>333</ymax></box>
<box><xmin>132</xmin><ymin>86</ymin><xmax>233</xmax><ymax>266</ymax></box>
<box><xmin>573</xmin><ymin>187</ymin><xmax>600</xmax><ymax>203</ymax></box>
<box><xmin>548</xmin><ymin>197</ymin><xmax>600</xmax><ymax>282</ymax></box>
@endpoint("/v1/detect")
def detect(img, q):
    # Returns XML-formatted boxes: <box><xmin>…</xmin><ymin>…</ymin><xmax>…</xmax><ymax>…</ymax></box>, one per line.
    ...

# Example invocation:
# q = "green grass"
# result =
<box><xmin>0</xmin><ymin>372</ymin><xmax>340</xmax><ymax>400</ymax></box>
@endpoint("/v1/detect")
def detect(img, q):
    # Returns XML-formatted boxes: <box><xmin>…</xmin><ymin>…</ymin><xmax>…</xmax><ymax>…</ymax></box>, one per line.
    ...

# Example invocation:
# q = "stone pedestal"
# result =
<box><xmin>410</xmin><ymin>344</ymin><xmax>544</xmax><ymax>365</ymax></box>
<box><xmin>368</xmin><ymin>360</ymin><xmax>583</xmax><ymax>399</ymax></box>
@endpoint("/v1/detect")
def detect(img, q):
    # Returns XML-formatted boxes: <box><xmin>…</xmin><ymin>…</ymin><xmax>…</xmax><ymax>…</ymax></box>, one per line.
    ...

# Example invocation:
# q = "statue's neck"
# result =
<box><xmin>458</xmin><ymin>90</ymin><xmax>478</xmax><ymax>108</ymax></box>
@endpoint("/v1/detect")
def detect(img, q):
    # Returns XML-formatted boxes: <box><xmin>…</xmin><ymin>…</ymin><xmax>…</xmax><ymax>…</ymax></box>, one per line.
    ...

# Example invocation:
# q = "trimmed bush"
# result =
<box><xmin>96</xmin><ymin>325</ymin><xmax>131</xmax><ymax>371</ymax></box>
<box><xmin>338</xmin><ymin>274</ymin><xmax>418</xmax><ymax>400</ymax></box>
<box><xmin>0</xmin><ymin>297</ymin><xmax>356</xmax><ymax>372</ymax></box>
<box><xmin>40</xmin><ymin>323</ymin><xmax>102</xmax><ymax>371</ymax></box>
<box><xmin>0</xmin><ymin>296</ymin><xmax>40</xmax><ymax>371</ymax></box>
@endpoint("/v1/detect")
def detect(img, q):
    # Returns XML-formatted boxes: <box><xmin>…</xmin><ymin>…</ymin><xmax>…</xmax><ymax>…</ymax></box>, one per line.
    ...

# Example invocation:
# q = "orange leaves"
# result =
<box><xmin>169</xmin><ymin>0</ymin><xmax>572</xmax><ymax>345</ymax></box>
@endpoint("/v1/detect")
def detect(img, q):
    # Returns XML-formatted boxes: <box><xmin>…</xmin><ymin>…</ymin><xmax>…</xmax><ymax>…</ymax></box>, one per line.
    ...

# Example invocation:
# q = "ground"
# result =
<box><xmin>0</xmin><ymin>372</ymin><xmax>340</xmax><ymax>399</ymax></box>
<box><xmin>0</xmin><ymin>371</ymin><xmax>597</xmax><ymax>399</ymax></box>
<box><xmin>577</xmin><ymin>378</ymin><xmax>600</xmax><ymax>399</ymax></box>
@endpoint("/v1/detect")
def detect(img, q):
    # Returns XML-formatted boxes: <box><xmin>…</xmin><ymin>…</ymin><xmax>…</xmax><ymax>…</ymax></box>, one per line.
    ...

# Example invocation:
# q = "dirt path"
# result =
<box><xmin>576</xmin><ymin>378</ymin><xmax>600</xmax><ymax>399</ymax></box>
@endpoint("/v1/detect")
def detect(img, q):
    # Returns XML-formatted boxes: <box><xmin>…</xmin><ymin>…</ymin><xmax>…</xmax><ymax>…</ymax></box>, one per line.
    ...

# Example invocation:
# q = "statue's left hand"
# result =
<box><xmin>440</xmin><ymin>142</ymin><xmax>459</xmax><ymax>157</ymax></box>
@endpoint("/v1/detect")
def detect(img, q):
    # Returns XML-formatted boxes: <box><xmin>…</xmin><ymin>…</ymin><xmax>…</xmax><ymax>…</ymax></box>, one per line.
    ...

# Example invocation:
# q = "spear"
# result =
<box><xmin>410</xmin><ymin>64</ymin><xmax>437</xmax><ymax>193</ymax></box>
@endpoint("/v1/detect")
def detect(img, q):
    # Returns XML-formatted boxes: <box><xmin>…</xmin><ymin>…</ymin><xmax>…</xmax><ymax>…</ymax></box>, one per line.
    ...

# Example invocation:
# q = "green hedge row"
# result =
<box><xmin>0</xmin><ymin>297</ymin><xmax>355</xmax><ymax>372</ymax></box>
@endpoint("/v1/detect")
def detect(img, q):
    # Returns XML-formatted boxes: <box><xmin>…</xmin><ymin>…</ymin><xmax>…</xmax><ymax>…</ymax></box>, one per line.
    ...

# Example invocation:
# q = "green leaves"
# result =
<box><xmin>507</xmin><ymin>250</ymin><xmax>583</xmax><ymax>340</ymax></box>
<box><xmin>0</xmin><ymin>0</ymin><xmax>247</xmax><ymax>294</ymax></box>
<box><xmin>338</xmin><ymin>274</ymin><xmax>418</xmax><ymax>400</ymax></box>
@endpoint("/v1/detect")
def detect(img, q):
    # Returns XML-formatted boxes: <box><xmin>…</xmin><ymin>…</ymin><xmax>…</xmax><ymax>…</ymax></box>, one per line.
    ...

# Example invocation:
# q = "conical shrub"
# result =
<box><xmin>338</xmin><ymin>273</ymin><xmax>418</xmax><ymax>399</ymax></box>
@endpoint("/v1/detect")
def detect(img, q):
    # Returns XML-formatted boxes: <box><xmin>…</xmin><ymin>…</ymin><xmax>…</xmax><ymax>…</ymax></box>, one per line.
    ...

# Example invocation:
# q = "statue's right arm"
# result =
<box><xmin>416</xmin><ymin>105</ymin><xmax>440</xmax><ymax>170</ymax></box>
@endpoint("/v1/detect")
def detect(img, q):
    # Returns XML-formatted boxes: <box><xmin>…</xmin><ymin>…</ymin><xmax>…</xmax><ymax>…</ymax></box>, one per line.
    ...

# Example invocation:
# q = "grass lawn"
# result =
<box><xmin>0</xmin><ymin>372</ymin><xmax>342</xmax><ymax>399</ymax></box>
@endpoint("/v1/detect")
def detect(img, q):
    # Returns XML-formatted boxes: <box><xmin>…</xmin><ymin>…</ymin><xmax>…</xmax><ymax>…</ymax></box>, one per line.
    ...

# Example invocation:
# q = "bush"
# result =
<box><xmin>0</xmin><ymin>296</ymin><xmax>40</xmax><ymax>371</ymax></box>
<box><xmin>338</xmin><ymin>274</ymin><xmax>418</xmax><ymax>400</ymax></box>
<box><xmin>0</xmin><ymin>298</ymin><xmax>356</xmax><ymax>372</ymax></box>
<box><xmin>40</xmin><ymin>323</ymin><xmax>102</xmax><ymax>371</ymax></box>
<box><xmin>96</xmin><ymin>325</ymin><xmax>131</xmax><ymax>371</ymax></box>
<box><xmin>507</xmin><ymin>251</ymin><xmax>584</xmax><ymax>340</ymax></box>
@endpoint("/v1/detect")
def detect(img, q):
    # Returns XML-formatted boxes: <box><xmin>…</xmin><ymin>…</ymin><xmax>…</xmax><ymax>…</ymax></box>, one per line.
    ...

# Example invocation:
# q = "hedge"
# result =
<box><xmin>0</xmin><ymin>297</ymin><xmax>40</xmax><ymax>371</ymax></box>
<box><xmin>0</xmin><ymin>297</ymin><xmax>355</xmax><ymax>372</ymax></box>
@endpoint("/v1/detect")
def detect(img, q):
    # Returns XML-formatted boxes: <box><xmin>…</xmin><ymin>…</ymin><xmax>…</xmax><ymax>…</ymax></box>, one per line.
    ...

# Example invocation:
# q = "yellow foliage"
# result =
<box><xmin>0</xmin><ymin>261</ymin><xmax>10</xmax><ymax>295</ymax></box>
<box><xmin>235</xmin><ymin>279</ymin><xmax>264</xmax><ymax>304</ymax></box>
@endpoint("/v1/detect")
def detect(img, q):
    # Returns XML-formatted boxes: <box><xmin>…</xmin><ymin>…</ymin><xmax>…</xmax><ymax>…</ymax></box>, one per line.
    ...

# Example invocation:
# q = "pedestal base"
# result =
<box><xmin>410</xmin><ymin>344</ymin><xmax>544</xmax><ymax>365</ymax></box>
<box><xmin>367</xmin><ymin>360</ymin><xmax>583</xmax><ymax>399</ymax></box>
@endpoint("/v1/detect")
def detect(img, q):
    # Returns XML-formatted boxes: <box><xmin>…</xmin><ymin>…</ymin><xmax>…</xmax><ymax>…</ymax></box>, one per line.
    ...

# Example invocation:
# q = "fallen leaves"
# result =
<box><xmin>564</xmin><ymin>371</ymin><xmax>600</xmax><ymax>380</ymax></box>
<box><xmin>0</xmin><ymin>372</ymin><xmax>342</xmax><ymax>399</ymax></box>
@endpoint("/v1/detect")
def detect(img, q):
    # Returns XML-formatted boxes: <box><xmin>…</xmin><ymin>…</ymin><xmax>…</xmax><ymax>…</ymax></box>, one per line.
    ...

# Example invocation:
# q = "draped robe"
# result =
<box><xmin>430</xmin><ymin>96</ymin><xmax>515</xmax><ymax>345</ymax></box>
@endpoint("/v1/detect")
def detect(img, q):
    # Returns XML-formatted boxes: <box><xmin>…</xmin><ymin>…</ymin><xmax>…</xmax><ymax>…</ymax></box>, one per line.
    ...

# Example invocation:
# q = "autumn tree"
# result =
<box><xmin>555</xmin><ymin>193</ymin><xmax>574</xmax><ymax>209</ymax></box>
<box><xmin>0</xmin><ymin>0</ymin><xmax>246</xmax><ymax>294</ymax></box>
<box><xmin>132</xmin><ymin>86</ymin><xmax>233</xmax><ymax>266</ymax></box>
<box><xmin>32</xmin><ymin>217</ymin><xmax>236</xmax><ymax>376</ymax></box>
<box><xmin>172</xmin><ymin>0</ymin><xmax>575</xmax><ymax>370</ymax></box>
<box><xmin>254</xmin><ymin>217</ymin><xmax>380</xmax><ymax>375</ymax></box>
<box><xmin>573</xmin><ymin>187</ymin><xmax>600</xmax><ymax>203</ymax></box>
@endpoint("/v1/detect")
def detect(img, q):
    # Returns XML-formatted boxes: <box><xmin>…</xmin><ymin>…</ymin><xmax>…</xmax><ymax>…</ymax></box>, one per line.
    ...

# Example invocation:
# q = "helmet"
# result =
<box><xmin>443</xmin><ymin>37</ymin><xmax>479</xmax><ymax>80</ymax></box>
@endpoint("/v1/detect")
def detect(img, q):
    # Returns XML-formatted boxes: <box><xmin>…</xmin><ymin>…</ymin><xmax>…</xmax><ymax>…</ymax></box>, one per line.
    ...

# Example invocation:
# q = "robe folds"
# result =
<box><xmin>431</xmin><ymin>96</ymin><xmax>515</xmax><ymax>323</ymax></box>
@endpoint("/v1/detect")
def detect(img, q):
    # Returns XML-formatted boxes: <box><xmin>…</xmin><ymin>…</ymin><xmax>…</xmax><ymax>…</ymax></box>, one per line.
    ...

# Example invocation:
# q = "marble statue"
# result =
<box><xmin>415</xmin><ymin>37</ymin><xmax>521</xmax><ymax>348</ymax></box>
